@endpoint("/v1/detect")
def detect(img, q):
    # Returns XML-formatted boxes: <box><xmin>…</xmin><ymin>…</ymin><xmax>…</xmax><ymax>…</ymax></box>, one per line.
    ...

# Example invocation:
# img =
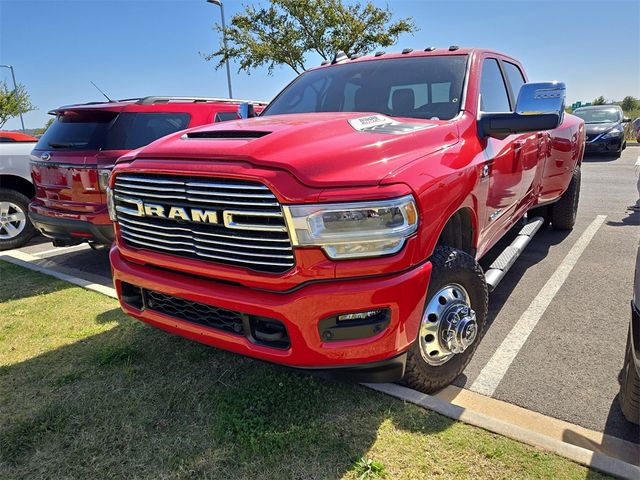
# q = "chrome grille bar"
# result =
<box><xmin>113</xmin><ymin>173</ymin><xmax>295</xmax><ymax>273</ymax></box>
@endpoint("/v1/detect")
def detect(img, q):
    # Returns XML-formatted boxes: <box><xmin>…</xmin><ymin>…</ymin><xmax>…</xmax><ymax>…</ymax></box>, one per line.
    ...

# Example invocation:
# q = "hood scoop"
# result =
<box><xmin>183</xmin><ymin>130</ymin><xmax>271</xmax><ymax>140</ymax></box>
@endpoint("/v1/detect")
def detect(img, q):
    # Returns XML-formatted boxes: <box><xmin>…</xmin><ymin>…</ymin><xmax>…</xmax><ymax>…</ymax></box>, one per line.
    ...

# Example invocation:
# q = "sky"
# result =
<box><xmin>1</xmin><ymin>0</ymin><xmax>639</xmax><ymax>130</ymax></box>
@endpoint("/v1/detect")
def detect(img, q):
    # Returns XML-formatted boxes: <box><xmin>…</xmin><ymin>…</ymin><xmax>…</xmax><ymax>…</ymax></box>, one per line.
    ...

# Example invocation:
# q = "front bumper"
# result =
<box><xmin>585</xmin><ymin>136</ymin><xmax>623</xmax><ymax>153</ymax></box>
<box><xmin>29</xmin><ymin>210</ymin><xmax>114</xmax><ymax>246</ymax></box>
<box><xmin>110</xmin><ymin>246</ymin><xmax>431</xmax><ymax>380</ymax></box>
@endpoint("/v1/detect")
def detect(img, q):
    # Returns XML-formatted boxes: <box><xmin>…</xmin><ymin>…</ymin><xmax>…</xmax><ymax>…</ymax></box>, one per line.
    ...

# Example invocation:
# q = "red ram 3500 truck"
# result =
<box><xmin>107</xmin><ymin>48</ymin><xmax>584</xmax><ymax>392</ymax></box>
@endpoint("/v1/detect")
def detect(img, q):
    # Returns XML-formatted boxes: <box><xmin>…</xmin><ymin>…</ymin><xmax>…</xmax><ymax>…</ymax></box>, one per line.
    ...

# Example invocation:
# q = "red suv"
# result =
<box><xmin>29</xmin><ymin>96</ymin><xmax>265</xmax><ymax>247</ymax></box>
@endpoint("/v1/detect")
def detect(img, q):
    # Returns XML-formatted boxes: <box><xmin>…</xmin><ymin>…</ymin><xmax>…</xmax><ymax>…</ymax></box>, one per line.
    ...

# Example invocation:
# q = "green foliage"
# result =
<box><xmin>353</xmin><ymin>457</ymin><xmax>387</xmax><ymax>479</ymax></box>
<box><xmin>621</xmin><ymin>95</ymin><xmax>638</xmax><ymax>112</ymax></box>
<box><xmin>32</xmin><ymin>116</ymin><xmax>54</xmax><ymax>136</ymax></box>
<box><xmin>203</xmin><ymin>0</ymin><xmax>418</xmax><ymax>74</ymax></box>
<box><xmin>0</xmin><ymin>81</ymin><xmax>35</xmax><ymax>128</ymax></box>
<box><xmin>592</xmin><ymin>95</ymin><xmax>606</xmax><ymax>105</ymax></box>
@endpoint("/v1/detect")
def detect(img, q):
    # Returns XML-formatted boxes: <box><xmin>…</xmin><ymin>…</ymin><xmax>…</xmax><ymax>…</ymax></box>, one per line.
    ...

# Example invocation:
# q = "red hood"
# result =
<box><xmin>125</xmin><ymin>112</ymin><xmax>459</xmax><ymax>187</ymax></box>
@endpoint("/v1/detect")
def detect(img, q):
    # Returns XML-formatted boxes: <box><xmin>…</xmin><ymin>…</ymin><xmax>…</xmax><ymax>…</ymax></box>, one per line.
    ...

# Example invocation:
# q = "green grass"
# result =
<box><xmin>0</xmin><ymin>261</ymin><xmax>609</xmax><ymax>479</ymax></box>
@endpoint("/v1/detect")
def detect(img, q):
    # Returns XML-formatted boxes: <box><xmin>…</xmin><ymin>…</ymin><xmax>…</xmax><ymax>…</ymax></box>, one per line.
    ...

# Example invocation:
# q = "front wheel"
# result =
<box><xmin>404</xmin><ymin>246</ymin><xmax>488</xmax><ymax>393</ymax></box>
<box><xmin>0</xmin><ymin>189</ymin><xmax>36</xmax><ymax>251</ymax></box>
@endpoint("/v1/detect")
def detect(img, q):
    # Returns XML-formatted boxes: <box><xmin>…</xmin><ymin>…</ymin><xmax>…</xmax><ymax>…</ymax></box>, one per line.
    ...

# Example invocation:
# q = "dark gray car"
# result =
<box><xmin>620</xmin><ymin>243</ymin><xmax>640</xmax><ymax>424</ymax></box>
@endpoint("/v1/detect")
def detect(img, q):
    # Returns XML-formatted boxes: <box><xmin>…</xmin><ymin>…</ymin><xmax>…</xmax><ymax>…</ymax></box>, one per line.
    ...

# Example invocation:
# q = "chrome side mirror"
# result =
<box><xmin>478</xmin><ymin>81</ymin><xmax>566</xmax><ymax>139</ymax></box>
<box><xmin>515</xmin><ymin>82</ymin><xmax>566</xmax><ymax>119</ymax></box>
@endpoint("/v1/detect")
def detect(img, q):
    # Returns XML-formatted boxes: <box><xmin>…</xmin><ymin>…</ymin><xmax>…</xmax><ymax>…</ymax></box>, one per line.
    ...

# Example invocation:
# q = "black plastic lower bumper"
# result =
<box><xmin>300</xmin><ymin>352</ymin><xmax>408</xmax><ymax>383</ymax></box>
<box><xmin>29</xmin><ymin>211</ymin><xmax>115</xmax><ymax>246</ymax></box>
<box><xmin>585</xmin><ymin>138</ymin><xmax>623</xmax><ymax>153</ymax></box>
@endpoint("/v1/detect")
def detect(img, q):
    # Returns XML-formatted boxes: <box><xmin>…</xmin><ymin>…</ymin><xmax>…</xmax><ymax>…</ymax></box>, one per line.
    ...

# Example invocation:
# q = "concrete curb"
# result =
<box><xmin>363</xmin><ymin>383</ymin><xmax>640</xmax><ymax>480</ymax></box>
<box><xmin>2</xmin><ymin>252</ymin><xmax>638</xmax><ymax>478</ymax></box>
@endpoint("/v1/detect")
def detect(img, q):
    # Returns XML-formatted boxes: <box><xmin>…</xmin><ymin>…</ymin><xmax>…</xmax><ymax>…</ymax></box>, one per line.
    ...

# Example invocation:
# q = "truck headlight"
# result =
<box><xmin>98</xmin><ymin>168</ymin><xmax>112</xmax><ymax>192</ymax></box>
<box><xmin>106</xmin><ymin>187</ymin><xmax>117</xmax><ymax>221</ymax></box>
<box><xmin>283</xmin><ymin>195</ymin><xmax>418</xmax><ymax>259</ymax></box>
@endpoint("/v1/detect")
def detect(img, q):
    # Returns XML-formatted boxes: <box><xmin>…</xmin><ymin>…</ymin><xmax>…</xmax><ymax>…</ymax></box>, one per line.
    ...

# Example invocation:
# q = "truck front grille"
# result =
<box><xmin>112</xmin><ymin>173</ymin><xmax>295</xmax><ymax>273</ymax></box>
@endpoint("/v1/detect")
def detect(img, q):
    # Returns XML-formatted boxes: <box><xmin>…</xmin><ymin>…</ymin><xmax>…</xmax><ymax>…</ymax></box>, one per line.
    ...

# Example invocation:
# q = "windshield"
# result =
<box><xmin>573</xmin><ymin>108</ymin><xmax>621</xmax><ymax>124</ymax></box>
<box><xmin>35</xmin><ymin>111</ymin><xmax>190</xmax><ymax>151</ymax></box>
<box><xmin>263</xmin><ymin>55</ymin><xmax>468</xmax><ymax>121</ymax></box>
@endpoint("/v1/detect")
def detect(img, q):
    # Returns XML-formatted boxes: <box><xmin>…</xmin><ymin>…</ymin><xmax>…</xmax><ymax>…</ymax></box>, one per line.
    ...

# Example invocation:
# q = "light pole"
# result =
<box><xmin>206</xmin><ymin>0</ymin><xmax>233</xmax><ymax>99</ymax></box>
<box><xmin>0</xmin><ymin>65</ymin><xmax>26</xmax><ymax>132</ymax></box>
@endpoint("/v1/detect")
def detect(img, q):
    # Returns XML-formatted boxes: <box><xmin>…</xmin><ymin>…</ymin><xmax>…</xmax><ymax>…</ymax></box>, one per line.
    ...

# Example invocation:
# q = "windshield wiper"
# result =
<box><xmin>48</xmin><ymin>142</ymin><xmax>87</xmax><ymax>148</ymax></box>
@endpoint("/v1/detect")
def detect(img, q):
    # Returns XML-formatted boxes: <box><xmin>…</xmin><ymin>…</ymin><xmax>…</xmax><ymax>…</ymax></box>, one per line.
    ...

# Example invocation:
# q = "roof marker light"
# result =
<box><xmin>402</xmin><ymin>48</ymin><xmax>413</xmax><ymax>54</ymax></box>
<box><xmin>424</xmin><ymin>46</ymin><xmax>436</xmax><ymax>52</ymax></box>
<box><xmin>331</xmin><ymin>51</ymin><xmax>348</xmax><ymax>64</ymax></box>
<box><xmin>448</xmin><ymin>45</ymin><xmax>460</xmax><ymax>51</ymax></box>
<box><xmin>374</xmin><ymin>51</ymin><xmax>385</xmax><ymax>57</ymax></box>
<box><xmin>320</xmin><ymin>60</ymin><xmax>330</xmax><ymax>65</ymax></box>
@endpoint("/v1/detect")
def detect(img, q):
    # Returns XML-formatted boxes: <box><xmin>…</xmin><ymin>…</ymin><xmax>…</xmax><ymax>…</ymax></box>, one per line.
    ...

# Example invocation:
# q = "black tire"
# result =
<box><xmin>0</xmin><ymin>189</ymin><xmax>36</xmax><ymax>251</ymax></box>
<box><xmin>619</xmin><ymin>330</ymin><xmax>640</xmax><ymax>424</ymax></box>
<box><xmin>403</xmin><ymin>246</ymin><xmax>489</xmax><ymax>393</ymax></box>
<box><xmin>550</xmin><ymin>167</ymin><xmax>581</xmax><ymax>230</ymax></box>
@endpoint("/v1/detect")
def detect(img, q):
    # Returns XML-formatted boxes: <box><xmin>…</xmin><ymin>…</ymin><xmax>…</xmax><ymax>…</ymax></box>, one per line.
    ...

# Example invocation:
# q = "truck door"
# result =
<box><xmin>478</xmin><ymin>58</ymin><xmax>539</xmax><ymax>245</ymax></box>
<box><xmin>502</xmin><ymin>60</ymin><xmax>545</xmax><ymax>202</ymax></box>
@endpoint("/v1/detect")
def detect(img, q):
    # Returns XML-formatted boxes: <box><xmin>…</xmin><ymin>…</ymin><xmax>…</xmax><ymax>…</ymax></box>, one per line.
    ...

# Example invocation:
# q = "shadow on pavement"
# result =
<box><xmin>583</xmin><ymin>153</ymin><xmax>622</xmax><ymax>163</ymax></box>
<box><xmin>478</xmin><ymin>224</ymin><xmax>571</xmax><ymax>332</ymax></box>
<box><xmin>607</xmin><ymin>210</ymin><xmax>640</xmax><ymax>227</ymax></box>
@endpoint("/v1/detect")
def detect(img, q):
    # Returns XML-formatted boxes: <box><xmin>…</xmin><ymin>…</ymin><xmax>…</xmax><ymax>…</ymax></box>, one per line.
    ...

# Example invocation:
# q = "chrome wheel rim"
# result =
<box><xmin>0</xmin><ymin>202</ymin><xmax>27</xmax><ymax>240</ymax></box>
<box><xmin>419</xmin><ymin>283</ymin><xmax>478</xmax><ymax>366</ymax></box>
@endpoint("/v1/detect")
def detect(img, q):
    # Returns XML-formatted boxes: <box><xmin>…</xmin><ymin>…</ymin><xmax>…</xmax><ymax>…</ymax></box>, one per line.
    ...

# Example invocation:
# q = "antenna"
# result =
<box><xmin>90</xmin><ymin>81</ymin><xmax>113</xmax><ymax>102</ymax></box>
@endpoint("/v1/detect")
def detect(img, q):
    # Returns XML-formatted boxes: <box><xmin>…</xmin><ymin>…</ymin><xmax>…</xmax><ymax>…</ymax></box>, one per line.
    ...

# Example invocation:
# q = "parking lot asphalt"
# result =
<box><xmin>4</xmin><ymin>146</ymin><xmax>640</xmax><ymax>445</ymax></box>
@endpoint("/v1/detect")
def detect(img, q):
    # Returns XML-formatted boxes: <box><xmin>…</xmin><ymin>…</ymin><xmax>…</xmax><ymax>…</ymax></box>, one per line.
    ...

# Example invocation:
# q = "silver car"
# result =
<box><xmin>0</xmin><ymin>137</ymin><xmax>37</xmax><ymax>250</ymax></box>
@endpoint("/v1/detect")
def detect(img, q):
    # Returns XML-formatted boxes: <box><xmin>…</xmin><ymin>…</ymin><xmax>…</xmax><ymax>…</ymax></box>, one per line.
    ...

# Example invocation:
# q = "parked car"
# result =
<box><xmin>619</xmin><ymin>243</ymin><xmax>640</xmax><ymax>424</ymax></box>
<box><xmin>573</xmin><ymin>105</ymin><xmax>629</xmax><ymax>156</ymax></box>
<box><xmin>107</xmin><ymin>48</ymin><xmax>584</xmax><ymax>392</ymax></box>
<box><xmin>0</xmin><ymin>137</ymin><xmax>38</xmax><ymax>249</ymax></box>
<box><xmin>29</xmin><ymin>96</ymin><xmax>266</xmax><ymax>248</ymax></box>
<box><xmin>0</xmin><ymin>132</ymin><xmax>39</xmax><ymax>142</ymax></box>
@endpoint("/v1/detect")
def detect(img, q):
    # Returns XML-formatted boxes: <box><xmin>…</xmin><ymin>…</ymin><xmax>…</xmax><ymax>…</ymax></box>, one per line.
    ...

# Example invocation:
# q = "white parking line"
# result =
<box><xmin>471</xmin><ymin>215</ymin><xmax>607</xmax><ymax>397</ymax></box>
<box><xmin>34</xmin><ymin>244</ymin><xmax>90</xmax><ymax>257</ymax></box>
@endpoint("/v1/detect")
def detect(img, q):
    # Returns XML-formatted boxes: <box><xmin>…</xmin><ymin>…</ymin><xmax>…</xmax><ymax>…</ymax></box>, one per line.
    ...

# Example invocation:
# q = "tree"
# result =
<box><xmin>33</xmin><ymin>117</ymin><xmax>54</xmax><ymax>136</ymax></box>
<box><xmin>203</xmin><ymin>0</ymin><xmax>418</xmax><ymax>75</ymax></box>
<box><xmin>621</xmin><ymin>96</ymin><xmax>638</xmax><ymax>112</ymax></box>
<box><xmin>0</xmin><ymin>81</ymin><xmax>35</xmax><ymax>128</ymax></box>
<box><xmin>592</xmin><ymin>96</ymin><xmax>606</xmax><ymax>105</ymax></box>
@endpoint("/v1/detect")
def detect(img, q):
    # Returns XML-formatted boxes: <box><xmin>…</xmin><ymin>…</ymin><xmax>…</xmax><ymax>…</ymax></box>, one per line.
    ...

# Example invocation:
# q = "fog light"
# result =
<box><xmin>319</xmin><ymin>308</ymin><xmax>391</xmax><ymax>342</ymax></box>
<box><xmin>337</xmin><ymin>309</ymin><xmax>384</xmax><ymax>322</ymax></box>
